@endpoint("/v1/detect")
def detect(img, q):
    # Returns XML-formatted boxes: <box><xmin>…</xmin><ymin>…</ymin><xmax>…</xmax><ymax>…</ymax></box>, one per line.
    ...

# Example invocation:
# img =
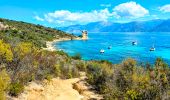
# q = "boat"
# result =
<box><xmin>132</xmin><ymin>41</ymin><xmax>137</xmax><ymax>45</ymax></box>
<box><xmin>108</xmin><ymin>46</ymin><xmax>112</xmax><ymax>49</ymax></box>
<box><xmin>150</xmin><ymin>47</ymin><xmax>155</xmax><ymax>51</ymax></box>
<box><xmin>150</xmin><ymin>45</ymin><xmax>155</xmax><ymax>51</ymax></box>
<box><xmin>100</xmin><ymin>49</ymin><xmax>105</xmax><ymax>53</ymax></box>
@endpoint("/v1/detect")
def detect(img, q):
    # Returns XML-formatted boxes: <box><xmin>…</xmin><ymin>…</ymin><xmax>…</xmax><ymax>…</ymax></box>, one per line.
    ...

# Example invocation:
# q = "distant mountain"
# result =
<box><xmin>151</xmin><ymin>19</ymin><xmax>170</xmax><ymax>32</ymax></box>
<box><xmin>57</xmin><ymin>19</ymin><xmax>170</xmax><ymax>32</ymax></box>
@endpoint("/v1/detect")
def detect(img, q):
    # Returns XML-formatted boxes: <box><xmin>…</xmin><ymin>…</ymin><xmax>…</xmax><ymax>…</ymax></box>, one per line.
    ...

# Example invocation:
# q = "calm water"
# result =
<box><xmin>54</xmin><ymin>32</ymin><xmax>170</xmax><ymax>64</ymax></box>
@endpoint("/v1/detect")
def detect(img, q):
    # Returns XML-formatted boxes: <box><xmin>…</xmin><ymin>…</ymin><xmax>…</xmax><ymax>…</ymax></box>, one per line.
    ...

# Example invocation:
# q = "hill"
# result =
<box><xmin>151</xmin><ymin>19</ymin><xmax>170</xmax><ymax>32</ymax></box>
<box><xmin>0</xmin><ymin>18</ymin><xmax>76</xmax><ymax>47</ymax></box>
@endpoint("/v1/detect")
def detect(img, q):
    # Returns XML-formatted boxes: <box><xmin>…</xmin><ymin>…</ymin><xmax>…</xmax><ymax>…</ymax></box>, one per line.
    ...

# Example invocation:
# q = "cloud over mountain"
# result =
<box><xmin>113</xmin><ymin>1</ymin><xmax>149</xmax><ymax>18</ymax></box>
<box><xmin>36</xmin><ymin>8</ymin><xmax>112</xmax><ymax>26</ymax></box>
<box><xmin>34</xmin><ymin>2</ymin><xmax>149</xmax><ymax>26</ymax></box>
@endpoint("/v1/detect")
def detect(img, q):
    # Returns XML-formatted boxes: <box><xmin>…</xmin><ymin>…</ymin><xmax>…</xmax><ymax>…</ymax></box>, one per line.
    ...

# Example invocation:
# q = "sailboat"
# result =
<box><xmin>150</xmin><ymin>44</ymin><xmax>155</xmax><ymax>51</ymax></box>
<box><xmin>132</xmin><ymin>41</ymin><xmax>137</xmax><ymax>45</ymax></box>
<box><xmin>100</xmin><ymin>49</ymin><xmax>105</xmax><ymax>53</ymax></box>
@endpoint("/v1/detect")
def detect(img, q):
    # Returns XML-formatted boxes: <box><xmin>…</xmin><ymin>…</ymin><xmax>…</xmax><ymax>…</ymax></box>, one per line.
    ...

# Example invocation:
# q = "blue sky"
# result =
<box><xmin>0</xmin><ymin>0</ymin><xmax>170</xmax><ymax>27</ymax></box>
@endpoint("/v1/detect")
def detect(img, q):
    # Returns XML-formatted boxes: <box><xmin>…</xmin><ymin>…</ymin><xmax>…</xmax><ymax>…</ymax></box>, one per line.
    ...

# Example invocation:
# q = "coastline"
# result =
<box><xmin>43</xmin><ymin>37</ymin><xmax>82</xmax><ymax>51</ymax></box>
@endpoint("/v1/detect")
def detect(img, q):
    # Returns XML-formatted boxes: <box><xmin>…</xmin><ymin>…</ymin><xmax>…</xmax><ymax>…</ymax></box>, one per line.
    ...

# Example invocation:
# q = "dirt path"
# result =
<box><xmin>7</xmin><ymin>72</ymin><xmax>103</xmax><ymax>100</ymax></box>
<box><xmin>73</xmin><ymin>72</ymin><xmax>103</xmax><ymax>100</ymax></box>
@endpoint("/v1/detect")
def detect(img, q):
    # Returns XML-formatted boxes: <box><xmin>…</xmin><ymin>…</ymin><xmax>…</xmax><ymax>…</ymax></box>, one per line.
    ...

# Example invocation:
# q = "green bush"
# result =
<box><xmin>45</xmin><ymin>74</ymin><xmax>52</xmax><ymax>81</ymax></box>
<box><xmin>55</xmin><ymin>50</ymin><xmax>68</xmax><ymax>56</ymax></box>
<box><xmin>76</xmin><ymin>61</ymin><xmax>86</xmax><ymax>71</ymax></box>
<box><xmin>9</xmin><ymin>82</ymin><xmax>24</xmax><ymax>96</ymax></box>
<box><xmin>54</xmin><ymin>64</ymin><xmax>61</xmax><ymax>77</ymax></box>
<box><xmin>67</xmin><ymin>68</ymin><xmax>73</xmax><ymax>79</ymax></box>
<box><xmin>0</xmin><ymin>69</ymin><xmax>10</xmax><ymax>100</ymax></box>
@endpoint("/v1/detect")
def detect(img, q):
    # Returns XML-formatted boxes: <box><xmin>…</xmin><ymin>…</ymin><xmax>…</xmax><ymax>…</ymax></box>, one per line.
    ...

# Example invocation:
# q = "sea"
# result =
<box><xmin>53</xmin><ymin>32</ymin><xmax>170</xmax><ymax>65</ymax></box>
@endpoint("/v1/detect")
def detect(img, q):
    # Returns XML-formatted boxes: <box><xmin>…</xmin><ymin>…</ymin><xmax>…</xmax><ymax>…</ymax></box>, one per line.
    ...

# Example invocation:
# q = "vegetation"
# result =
<box><xmin>71</xmin><ymin>53</ymin><xmax>82</xmax><ymax>60</ymax></box>
<box><xmin>9</xmin><ymin>82</ymin><xmax>24</xmax><ymax>96</ymax></box>
<box><xmin>0</xmin><ymin>18</ymin><xmax>81</xmax><ymax>98</ymax></box>
<box><xmin>0</xmin><ymin>69</ymin><xmax>10</xmax><ymax>100</ymax></box>
<box><xmin>0</xmin><ymin>18</ymin><xmax>169</xmax><ymax>99</ymax></box>
<box><xmin>0</xmin><ymin>18</ymin><xmax>76</xmax><ymax>48</ymax></box>
<box><xmin>85</xmin><ymin>58</ymin><xmax>170</xmax><ymax>99</ymax></box>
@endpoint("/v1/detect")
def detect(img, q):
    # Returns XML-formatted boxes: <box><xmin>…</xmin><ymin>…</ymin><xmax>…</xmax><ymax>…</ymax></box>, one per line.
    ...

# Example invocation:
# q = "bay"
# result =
<box><xmin>54</xmin><ymin>32</ymin><xmax>170</xmax><ymax>64</ymax></box>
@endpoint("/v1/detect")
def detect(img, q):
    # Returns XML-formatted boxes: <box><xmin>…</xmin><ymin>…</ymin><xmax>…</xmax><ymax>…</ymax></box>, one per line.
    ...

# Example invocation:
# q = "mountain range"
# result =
<box><xmin>57</xmin><ymin>19</ymin><xmax>170</xmax><ymax>32</ymax></box>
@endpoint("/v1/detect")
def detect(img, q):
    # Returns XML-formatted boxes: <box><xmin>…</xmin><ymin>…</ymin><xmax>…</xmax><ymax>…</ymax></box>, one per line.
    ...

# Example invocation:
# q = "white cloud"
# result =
<box><xmin>100</xmin><ymin>4</ymin><xmax>111</xmax><ymax>7</ymax></box>
<box><xmin>34</xmin><ymin>16</ymin><xmax>44</xmax><ymax>21</ymax></box>
<box><xmin>113</xmin><ymin>1</ymin><xmax>149</xmax><ymax>18</ymax></box>
<box><xmin>159</xmin><ymin>4</ymin><xmax>170</xmax><ymax>13</ymax></box>
<box><xmin>34</xmin><ymin>2</ymin><xmax>150</xmax><ymax>26</ymax></box>
<box><xmin>43</xmin><ymin>8</ymin><xmax>112</xmax><ymax>26</ymax></box>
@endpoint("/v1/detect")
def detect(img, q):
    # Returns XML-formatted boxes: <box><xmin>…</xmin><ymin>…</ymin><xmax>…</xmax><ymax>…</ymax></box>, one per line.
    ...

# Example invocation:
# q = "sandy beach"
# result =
<box><xmin>43</xmin><ymin>37</ymin><xmax>82</xmax><ymax>51</ymax></box>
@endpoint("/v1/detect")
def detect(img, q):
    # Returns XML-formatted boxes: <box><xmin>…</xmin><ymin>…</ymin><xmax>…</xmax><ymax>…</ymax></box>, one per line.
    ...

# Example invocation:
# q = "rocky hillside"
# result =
<box><xmin>0</xmin><ymin>18</ymin><xmax>76</xmax><ymax>47</ymax></box>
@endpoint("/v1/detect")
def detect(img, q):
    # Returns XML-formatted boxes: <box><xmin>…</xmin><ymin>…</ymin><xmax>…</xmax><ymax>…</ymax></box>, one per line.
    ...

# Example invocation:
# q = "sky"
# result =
<box><xmin>0</xmin><ymin>0</ymin><xmax>170</xmax><ymax>27</ymax></box>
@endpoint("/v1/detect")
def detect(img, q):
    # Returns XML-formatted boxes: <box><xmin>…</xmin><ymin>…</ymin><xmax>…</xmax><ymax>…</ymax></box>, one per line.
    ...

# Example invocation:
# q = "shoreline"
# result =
<box><xmin>43</xmin><ymin>37</ymin><xmax>82</xmax><ymax>51</ymax></box>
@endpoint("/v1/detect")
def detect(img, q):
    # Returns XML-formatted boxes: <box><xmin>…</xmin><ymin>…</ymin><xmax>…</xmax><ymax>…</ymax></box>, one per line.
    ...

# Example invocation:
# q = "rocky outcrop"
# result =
<box><xmin>0</xmin><ymin>22</ymin><xmax>8</xmax><ymax>30</ymax></box>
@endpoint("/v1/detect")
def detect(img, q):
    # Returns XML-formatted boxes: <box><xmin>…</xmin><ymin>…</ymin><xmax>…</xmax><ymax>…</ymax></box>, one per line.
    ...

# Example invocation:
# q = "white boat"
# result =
<box><xmin>150</xmin><ymin>45</ymin><xmax>155</xmax><ymax>51</ymax></box>
<box><xmin>100</xmin><ymin>49</ymin><xmax>105</xmax><ymax>53</ymax></box>
<box><xmin>150</xmin><ymin>47</ymin><xmax>155</xmax><ymax>51</ymax></box>
<box><xmin>132</xmin><ymin>41</ymin><xmax>137</xmax><ymax>45</ymax></box>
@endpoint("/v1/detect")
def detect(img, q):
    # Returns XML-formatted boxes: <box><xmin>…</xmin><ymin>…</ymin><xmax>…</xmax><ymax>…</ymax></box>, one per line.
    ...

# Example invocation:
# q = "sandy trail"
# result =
<box><xmin>7</xmin><ymin>72</ymin><xmax>103</xmax><ymax>100</ymax></box>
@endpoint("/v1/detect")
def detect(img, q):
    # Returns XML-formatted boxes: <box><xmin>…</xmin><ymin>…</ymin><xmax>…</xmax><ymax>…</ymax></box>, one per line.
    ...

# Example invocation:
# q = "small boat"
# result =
<box><xmin>108</xmin><ymin>46</ymin><xmax>112</xmax><ymax>49</ymax></box>
<box><xmin>100</xmin><ymin>49</ymin><xmax>105</xmax><ymax>53</ymax></box>
<box><xmin>150</xmin><ymin>45</ymin><xmax>155</xmax><ymax>51</ymax></box>
<box><xmin>150</xmin><ymin>47</ymin><xmax>155</xmax><ymax>51</ymax></box>
<box><xmin>132</xmin><ymin>41</ymin><xmax>137</xmax><ymax>45</ymax></box>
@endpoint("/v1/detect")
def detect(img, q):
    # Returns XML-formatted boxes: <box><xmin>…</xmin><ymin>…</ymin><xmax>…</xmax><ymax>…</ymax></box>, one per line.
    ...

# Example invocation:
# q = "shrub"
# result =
<box><xmin>55</xmin><ymin>50</ymin><xmax>68</xmax><ymax>56</ymax></box>
<box><xmin>9</xmin><ymin>82</ymin><xmax>24</xmax><ymax>96</ymax></box>
<box><xmin>14</xmin><ymin>42</ymin><xmax>37</xmax><ymax>59</ymax></box>
<box><xmin>0</xmin><ymin>69</ymin><xmax>10</xmax><ymax>100</ymax></box>
<box><xmin>76</xmin><ymin>61</ymin><xmax>86</xmax><ymax>71</ymax></box>
<box><xmin>67</xmin><ymin>68</ymin><xmax>72</xmax><ymax>79</ymax></box>
<box><xmin>86</xmin><ymin>62</ymin><xmax>109</xmax><ymax>91</ymax></box>
<box><xmin>0</xmin><ymin>40</ymin><xmax>13</xmax><ymax>62</ymax></box>
<box><xmin>125</xmin><ymin>89</ymin><xmax>141</xmax><ymax>100</ymax></box>
<box><xmin>122</xmin><ymin>58</ymin><xmax>136</xmax><ymax>74</ymax></box>
<box><xmin>45</xmin><ymin>74</ymin><xmax>52</xmax><ymax>81</ymax></box>
<box><xmin>71</xmin><ymin>67</ymin><xmax>79</xmax><ymax>78</ymax></box>
<box><xmin>54</xmin><ymin>64</ymin><xmax>61</xmax><ymax>77</ymax></box>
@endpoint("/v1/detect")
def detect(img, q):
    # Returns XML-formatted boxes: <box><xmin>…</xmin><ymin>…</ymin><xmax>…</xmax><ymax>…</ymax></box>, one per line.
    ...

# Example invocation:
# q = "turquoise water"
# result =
<box><xmin>54</xmin><ymin>32</ymin><xmax>170</xmax><ymax>64</ymax></box>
